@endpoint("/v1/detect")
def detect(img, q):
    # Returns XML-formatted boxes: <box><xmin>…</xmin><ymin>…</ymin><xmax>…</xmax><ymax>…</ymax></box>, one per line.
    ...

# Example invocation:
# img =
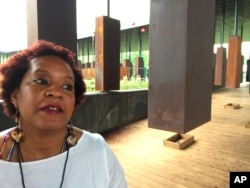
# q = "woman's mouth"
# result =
<box><xmin>40</xmin><ymin>105</ymin><xmax>63</xmax><ymax>113</ymax></box>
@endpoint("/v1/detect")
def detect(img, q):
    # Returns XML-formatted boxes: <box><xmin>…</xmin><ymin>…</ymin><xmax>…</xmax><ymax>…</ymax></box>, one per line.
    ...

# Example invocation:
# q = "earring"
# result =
<box><xmin>14</xmin><ymin>108</ymin><xmax>19</xmax><ymax>125</ymax></box>
<box><xmin>11</xmin><ymin>109</ymin><xmax>25</xmax><ymax>143</ymax></box>
<box><xmin>66</xmin><ymin>121</ymin><xmax>77</xmax><ymax>147</ymax></box>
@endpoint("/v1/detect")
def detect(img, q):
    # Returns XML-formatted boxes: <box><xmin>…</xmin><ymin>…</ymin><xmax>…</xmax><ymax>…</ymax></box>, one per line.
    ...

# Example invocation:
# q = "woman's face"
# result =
<box><xmin>11</xmin><ymin>55</ymin><xmax>75</xmax><ymax>132</ymax></box>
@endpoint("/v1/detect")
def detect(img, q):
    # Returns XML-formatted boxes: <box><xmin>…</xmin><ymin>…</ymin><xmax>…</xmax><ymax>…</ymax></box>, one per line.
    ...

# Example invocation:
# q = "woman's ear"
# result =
<box><xmin>10</xmin><ymin>89</ymin><xmax>19</xmax><ymax>108</ymax></box>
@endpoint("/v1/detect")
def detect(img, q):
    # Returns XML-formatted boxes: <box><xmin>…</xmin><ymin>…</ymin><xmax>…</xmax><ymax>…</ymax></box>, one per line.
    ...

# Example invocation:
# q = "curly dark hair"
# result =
<box><xmin>0</xmin><ymin>40</ymin><xmax>86</xmax><ymax>117</ymax></box>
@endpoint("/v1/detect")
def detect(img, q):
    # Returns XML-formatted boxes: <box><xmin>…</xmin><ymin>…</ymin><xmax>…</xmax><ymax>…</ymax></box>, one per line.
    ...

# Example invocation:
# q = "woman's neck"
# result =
<box><xmin>17</xmin><ymin>127</ymin><xmax>68</xmax><ymax>161</ymax></box>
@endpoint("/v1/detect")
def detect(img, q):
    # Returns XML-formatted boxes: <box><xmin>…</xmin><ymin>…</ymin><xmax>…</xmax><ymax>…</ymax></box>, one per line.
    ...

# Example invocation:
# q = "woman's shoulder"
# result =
<box><xmin>74</xmin><ymin>129</ymin><xmax>109</xmax><ymax>152</ymax></box>
<box><xmin>80</xmin><ymin>130</ymin><xmax>105</xmax><ymax>143</ymax></box>
<box><xmin>72</xmin><ymin>126</ymin><xmax>104</xmax><ymax>143</ymax></box>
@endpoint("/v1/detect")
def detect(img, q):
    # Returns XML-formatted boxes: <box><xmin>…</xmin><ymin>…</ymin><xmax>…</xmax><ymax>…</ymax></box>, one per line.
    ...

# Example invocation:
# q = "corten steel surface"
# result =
<box><xmin>247</xmin><ymin>60</ymin><xmax>250</xmax><ymax>93</ymax></box>
<box><xmin>226</xmin><ymin>36</ymin><xmax>242</xmax><ymax>88</ymax></box>
<box><xmin>122</xmin><ymin>59</ymin><xmax>133</xmax><ymax>78</ymax></box>
<box><xmin>148</xmin><ymin>0</ymin><xmax>215</xmax><ymax>133</ymax></box>
<box><xmin>247</xmin><ymin>60</ymin><xmax>250</xmax><ymax>83</ymax></box>
<box><xmin>95</xmin><ymin>16</ymin><xmax>120</xmax><ymax>91</ymax></box>
<box><xmin>214</xmin><ymin>47</ymin><xmax>226</xmax><ymax>86</ymax></box>
<box><xmin>134</xmin><ymin>57</ymin><xmax>144</xmax><ymax>78</ymax></box>
<box><xmin>26</xmin><ymin>0</ymin><xmax>77</xmax><ymax>55</ymax></box>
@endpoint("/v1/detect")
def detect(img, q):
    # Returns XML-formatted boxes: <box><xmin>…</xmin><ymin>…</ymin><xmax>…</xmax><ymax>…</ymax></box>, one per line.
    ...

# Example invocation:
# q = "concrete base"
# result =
<box><xmin>245</xmin><ymin>121</ymin><xmax>250</xmax><ymax>128</ymax></box>
<box><xmin>164</xmin><ymin>133</ymin><xmax>194</xmax><ymax>149</ymax></box>
<box><xmin>224</xmin><ymin>103</ymin><xmax>241</xmax><ymax>109</ymax></box>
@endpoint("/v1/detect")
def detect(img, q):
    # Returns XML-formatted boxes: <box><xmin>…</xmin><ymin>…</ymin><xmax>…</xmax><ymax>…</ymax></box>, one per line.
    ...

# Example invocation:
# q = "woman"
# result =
<box><xmin>0</xmin><ymin>40</ymin><xmax>127</xmax><ymax>188</ymax></box>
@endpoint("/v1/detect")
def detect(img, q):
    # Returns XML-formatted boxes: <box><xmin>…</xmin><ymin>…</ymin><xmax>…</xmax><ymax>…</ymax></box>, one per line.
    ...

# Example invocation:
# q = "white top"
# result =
<box><xmin>0</xmin><ymin>131</ymin><xmax>127</xmax><ymax>188</ymax></box>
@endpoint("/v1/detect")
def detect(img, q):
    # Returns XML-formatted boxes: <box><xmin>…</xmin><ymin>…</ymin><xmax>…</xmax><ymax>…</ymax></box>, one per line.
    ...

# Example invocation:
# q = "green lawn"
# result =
<box><xmin>84</xmin><ymin>76</ymin><xmax>149</xmax><ymax>92</ymax></box>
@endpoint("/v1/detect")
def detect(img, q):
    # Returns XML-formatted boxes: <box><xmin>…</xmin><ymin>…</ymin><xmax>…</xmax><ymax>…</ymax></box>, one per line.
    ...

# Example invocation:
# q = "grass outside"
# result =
<box><xmin>84</xmin><ymin>76</ymin><xmax>149</xmax><ymax>92</ymax></box>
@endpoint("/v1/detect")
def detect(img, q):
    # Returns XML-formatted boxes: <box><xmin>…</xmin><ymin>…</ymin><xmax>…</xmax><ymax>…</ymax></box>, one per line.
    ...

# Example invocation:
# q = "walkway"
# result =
<box><xmin>102</xmin><ymin>84</ymin><xmax>250</xmax><ymax>188</ymax></box>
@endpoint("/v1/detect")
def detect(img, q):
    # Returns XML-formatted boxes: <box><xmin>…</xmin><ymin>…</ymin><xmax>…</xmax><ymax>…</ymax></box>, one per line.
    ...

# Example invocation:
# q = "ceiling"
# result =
<box><xmin>215</xmin><ymin>0</ymin><xmax>250</xmax><ymax>43</ymax></box>
<box><xmin>1</xmin><ymin>0</ymin><xmax>250</xmax><ymax>54</ymax></box>
<box><xmin>79</xmin><ymin>0</ymin><xmax>250</xmax><ymax>55</ymax></box>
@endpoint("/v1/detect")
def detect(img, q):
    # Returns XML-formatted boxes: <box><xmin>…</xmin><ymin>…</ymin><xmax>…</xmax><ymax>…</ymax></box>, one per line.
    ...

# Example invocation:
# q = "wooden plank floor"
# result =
<box><xmin>102</xmin><ymin>84</ymin><xmax>250</xmax><ymax>188</ymax></box>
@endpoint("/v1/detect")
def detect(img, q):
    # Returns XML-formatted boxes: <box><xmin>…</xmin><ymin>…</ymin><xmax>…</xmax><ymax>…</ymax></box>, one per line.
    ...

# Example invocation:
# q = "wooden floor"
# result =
<box><xmin>102</xmin><ymin>83</ymin><xmax>250</xmax><ymax>188</ymax></box>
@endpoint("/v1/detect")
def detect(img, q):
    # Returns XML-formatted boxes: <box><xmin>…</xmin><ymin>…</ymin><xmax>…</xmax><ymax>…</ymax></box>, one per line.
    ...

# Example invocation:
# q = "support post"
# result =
<box><xmin>214</xmin><ymin>47</ymin><xmax>227</xmax><ymax>86</ymax></box>
<box><xmin>134</xmin><ymin>57</ymin><xmax>144</xmax><ymax>79</ymax></box>
<box><xmin>95</xmin><ymin>16</ymin><xmax>120</xmax><ymax>91</ymax></box>
<box><xmin>148</xmin><ymin>0</ymin><xmax>215</xmax><ymax>133</ymax></box>
<box><xmin>26</xmin><ymin>0</ymin><xmax>77</xmax><ymax>56</ymax></box>
<box><xmin>226</xmin><ymin>36</ymin><xmax>242</xmax><ymax>88</ymax></box>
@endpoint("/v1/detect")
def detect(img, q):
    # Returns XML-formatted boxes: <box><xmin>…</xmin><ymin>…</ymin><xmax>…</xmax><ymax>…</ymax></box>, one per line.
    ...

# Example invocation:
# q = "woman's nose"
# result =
<box><xmin>45</xmin><ymin>86</ymin><xmax>63</xmax><ymax>98</ymax></box>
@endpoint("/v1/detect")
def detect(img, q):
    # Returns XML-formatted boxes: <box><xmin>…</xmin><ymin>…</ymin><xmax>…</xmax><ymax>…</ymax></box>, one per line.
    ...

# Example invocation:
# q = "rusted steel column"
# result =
<box><xmin>149</xmin><ymin>0</ymin><xmax>215</xmax><ymax>133</ymax></box>
<box><xmin>134</xmin><ymin>57</ymin><xmax>144</xmax><ymax>79</ymax></box>
<box><xmin>226</xmin><ymin>36</ymin><xmax>242</xmax><ymax>88</ymax></box>
<box><xmin>248</xmin><ymin>60</ymin><xmax>250</xmax><ymax>93</ymax></box>
<box><xmin>241</xmin><ymin>55</ymin><xmax>244</xmax><ymax>83</ymax></box>
<box><xmin>122</xmin><ymin>59</ymin><xmax>133</xmax><ymax>79</ymax></box>
<box><xmin>26</xmin><ymin>0</ymin><xmax>77</xmax><ymax>55</ymax></box>
<box><xmin>95</xmin><ymin>16</ymin><xmax>120</xmax><ymax>91</ymax></box>
<box><xmin>214</xmin><ymin>47</ymin><xmax>227</xmax><ymax>86</ymax></box>
<box><xmin>247</xmin><ymin>59</ymin><xmax>250</xmax><ymax>82</ymax></box>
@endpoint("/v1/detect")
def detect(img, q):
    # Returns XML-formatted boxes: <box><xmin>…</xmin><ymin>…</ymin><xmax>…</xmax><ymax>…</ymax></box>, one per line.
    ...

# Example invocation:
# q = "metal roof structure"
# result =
<box><xmin>215</xmin><ymin>0</ymin><xmax>250</xmax><ymax>43</ymax></box>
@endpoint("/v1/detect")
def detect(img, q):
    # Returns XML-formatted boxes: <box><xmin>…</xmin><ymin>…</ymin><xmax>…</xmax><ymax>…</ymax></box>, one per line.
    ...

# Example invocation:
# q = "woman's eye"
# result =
<box><xmin>63</xmin><ymin>84</ymin><xmax>74</xmax><ymax>91</ymax></box>
<box><xmin>33</xmin><ymin>79</ymin><xmax>48</xmax><ymax>85</ymax></box>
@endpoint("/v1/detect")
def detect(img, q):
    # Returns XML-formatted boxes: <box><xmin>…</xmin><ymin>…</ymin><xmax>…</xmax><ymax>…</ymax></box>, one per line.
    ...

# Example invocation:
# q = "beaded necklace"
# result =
<box><xmin>0</xmin><ymin>126</ymin><xmax>77</xmax><ymax>188</ymax></box>
<box><xmin>0</xmin><ymin>131</ymin><xmax>9</xmax><ymax>160</ymax></box>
